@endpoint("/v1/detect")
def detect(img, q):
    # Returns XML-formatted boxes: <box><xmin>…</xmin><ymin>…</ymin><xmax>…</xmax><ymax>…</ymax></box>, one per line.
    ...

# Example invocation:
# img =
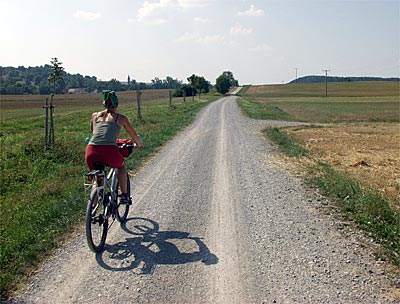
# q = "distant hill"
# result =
<box><xmin>289</xmin><ymin>75</ymin><xmax>400</xmax><ymax>84</ymax></box>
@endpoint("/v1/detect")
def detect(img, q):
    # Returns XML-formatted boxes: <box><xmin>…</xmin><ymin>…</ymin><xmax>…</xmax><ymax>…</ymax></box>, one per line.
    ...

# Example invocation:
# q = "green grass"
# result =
<box><xmin>243</xmin><ymin>81</ymin><xmax>400</xmax><ymax>98</ymax></box>
<box><xmin>239</xmin><ymin>81</ymin><xmax>400</xmax><ymax>123</ymax></box>
<box><xmin>0</xmin><ymin>95</ymin><xmax>219</xmax><ymax>299</ymax></box>
<box><xmin>237</xmin><ymin>96</ymin><xmax>399</xmax><ymax>123</ymax></box>
<box><xmin>266</xmin><ymin>97</ymin><xmax>399</xmax><ymax>123</ymax></box>
<box><xmin>237</xmin><ymin>98</ymin><xmax>292</xmax><ymax>121</ymax></box>
<box><xmin>310</xmin><ymin>163</ymin><xmax>400</xmax><ymax>266</ymax></box>
<box><xmin>264</xmin><ymin>128</ymin><xmax>308</xmax><ymax>157</ymax></box>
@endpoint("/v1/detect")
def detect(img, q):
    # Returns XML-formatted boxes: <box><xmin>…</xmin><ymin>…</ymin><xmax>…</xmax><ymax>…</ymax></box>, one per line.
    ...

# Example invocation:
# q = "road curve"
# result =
<box><xmin>12</xmin><ymin>96</ymin><xmax>397</xmax><ymax>303</ymax></box>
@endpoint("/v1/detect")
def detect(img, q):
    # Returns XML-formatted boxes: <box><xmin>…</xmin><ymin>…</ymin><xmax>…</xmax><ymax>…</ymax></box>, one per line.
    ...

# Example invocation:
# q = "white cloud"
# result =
<box><xmin>238</xmin><ymin>4</ymin><xmax>264</xmax><ymax>17</ymax></box>
<box><xmin>177</xmin><ymin>0</ymin><xmax>213</xmax><ymax>8</ymax></box>
<box><xmin>230</xmin><ymin>23</ymin><xmax>253</xmax><ymax>35</ymax></box>
<box><xmin>73</xmin><ymin>10</ymin><xmax>101</xmax><ymax>21</ymax></box>
<box><xmin>249</xmin><ymin>43</ymin><xmax>272</xmax><ymax>52</ymax></box>
<box><xmin>174</xmin><ymin>32</ymin><xmax>197</xmax><ymax>42</ymax></box>
<box><xmin>136</xmin><ymin>0</ymin><xmax>175</xmax><ymax>25</ymax></box>
<box><xmin>194</xmin><ymin>17</ymin><xmax>211</xmax><ymax>23</ymax></box>
<box><xmin>174</xmin><ymin>32</ymin><xmax>224</xmax><ymax>44</ymax></box>
<box><xmin>136</xmin><ymin>0</ymin><xmax>213</xmax><ymax>25</ymax></box>
<box><xmin>198</xmin><ymin>34</ymin><xmax>222</xmax><ymax>43</ymax></box>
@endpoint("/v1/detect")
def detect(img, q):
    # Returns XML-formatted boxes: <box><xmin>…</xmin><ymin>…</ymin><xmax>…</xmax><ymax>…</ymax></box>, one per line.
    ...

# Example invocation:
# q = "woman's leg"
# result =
<box><xmin>117</xmin><ymin>163</ymin><xmax>128</xmax><ymax>194</ymax></box>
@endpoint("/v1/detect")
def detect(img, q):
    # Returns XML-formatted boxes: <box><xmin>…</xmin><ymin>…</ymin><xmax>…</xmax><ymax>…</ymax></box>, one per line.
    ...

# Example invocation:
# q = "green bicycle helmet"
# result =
<box><xmin>102</xmin><ymin>90</ymin><xmax>118</xmax><ymax>108</ymax></box>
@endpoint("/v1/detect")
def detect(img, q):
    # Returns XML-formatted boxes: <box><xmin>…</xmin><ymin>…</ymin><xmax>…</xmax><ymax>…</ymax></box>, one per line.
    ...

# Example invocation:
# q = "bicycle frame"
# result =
<box><xmin>84</xmin><ymin>167</ymin><xmax>119</xmax><ymax>219</ymax></box>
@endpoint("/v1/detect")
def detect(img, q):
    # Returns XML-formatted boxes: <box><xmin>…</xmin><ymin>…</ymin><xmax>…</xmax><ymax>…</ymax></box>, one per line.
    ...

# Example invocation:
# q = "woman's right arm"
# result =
<box><xmin>120</xmin><ymin>115</ymin><xmax>143</xmax><ymax>148</ymax></box>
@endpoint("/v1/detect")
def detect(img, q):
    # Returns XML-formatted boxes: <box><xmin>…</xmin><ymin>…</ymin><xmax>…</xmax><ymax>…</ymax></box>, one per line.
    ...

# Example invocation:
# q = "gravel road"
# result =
<box><xmin>12</xmin><ymin>96</ymin><xmax>398</xmax><ymax>303</ymax></box>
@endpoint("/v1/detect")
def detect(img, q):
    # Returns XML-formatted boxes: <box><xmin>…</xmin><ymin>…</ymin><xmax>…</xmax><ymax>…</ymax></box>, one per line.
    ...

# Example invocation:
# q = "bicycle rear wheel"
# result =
<box><xmin>85</xmin><ymin>189</ymin><xmax>108</xmax><ymax>253</ymax></box>
<box><xmin>115</xmin><ymin>174</ymin><xmax>130</xmax><ymax>223</ymax></box>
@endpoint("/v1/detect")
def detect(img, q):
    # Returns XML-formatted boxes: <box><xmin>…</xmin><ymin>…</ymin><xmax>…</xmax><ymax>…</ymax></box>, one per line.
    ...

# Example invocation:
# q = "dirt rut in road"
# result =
<box><xmin>208</xmin><ymin>100</ymin><xmax>247</xmax><ymax>303</ymax></box>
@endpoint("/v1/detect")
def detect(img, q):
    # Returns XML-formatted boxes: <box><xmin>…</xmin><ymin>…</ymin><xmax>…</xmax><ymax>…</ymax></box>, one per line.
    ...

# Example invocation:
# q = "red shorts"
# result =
<box><xmin>85</xmin><ymin>145</ymin><xmax>124</xmax><ymax>170</ymax></box>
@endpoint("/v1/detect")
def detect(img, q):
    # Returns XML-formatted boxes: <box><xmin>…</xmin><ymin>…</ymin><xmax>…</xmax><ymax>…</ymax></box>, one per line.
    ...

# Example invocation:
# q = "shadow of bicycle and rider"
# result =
<box><xmin>95</xmin><ymin>217</ymin><xmax>218</xmax><ymax>274</ymax></box>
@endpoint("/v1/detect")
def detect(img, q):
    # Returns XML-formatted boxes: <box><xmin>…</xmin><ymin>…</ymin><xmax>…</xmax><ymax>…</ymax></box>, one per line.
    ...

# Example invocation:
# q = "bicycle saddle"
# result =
<box><xmin>93</xmin><ymin>162</ymin><xmax>106</xmax><ymax>170</ymax></box>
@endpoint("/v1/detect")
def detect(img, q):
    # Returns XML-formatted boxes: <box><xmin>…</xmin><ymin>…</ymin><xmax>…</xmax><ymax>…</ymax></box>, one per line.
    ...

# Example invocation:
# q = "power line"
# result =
<box><xmin>322</xmin><ymin>69</ymin><xmax>331</xmax><ymax>97</ymax></box>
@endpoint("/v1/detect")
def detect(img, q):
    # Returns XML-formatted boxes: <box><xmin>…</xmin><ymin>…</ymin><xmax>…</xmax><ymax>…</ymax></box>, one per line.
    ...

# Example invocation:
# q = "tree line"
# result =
<box><xmin>0</xmin><ymin>65</ymin><xmax>183</xmax><ymax>95</ymax></box>
<box><xmin>0</xmin><ymin>62</ymin><xmax>239</xmax><ymax>96</ymax></box>
<box><xmin>290</xmin><ymin>75</ymin><xmax>400</xmax><ymax>84</ymax></box>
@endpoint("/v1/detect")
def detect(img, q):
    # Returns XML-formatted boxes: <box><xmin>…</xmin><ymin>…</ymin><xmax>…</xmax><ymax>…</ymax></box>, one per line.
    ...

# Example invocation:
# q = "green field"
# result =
<box><xmin>239</xmin><ymin>81</ymin><xmax>400</xmax><ymax>123</ymax></box>
<box><xmin>242</xmin><ymin>81</ymin><xmax>400</xmax><ymax>98</ymax></box>
<box><xmin>0</xmin><ymin>91</ymin><xmax>219</xmax><ymax>299</ymax></box>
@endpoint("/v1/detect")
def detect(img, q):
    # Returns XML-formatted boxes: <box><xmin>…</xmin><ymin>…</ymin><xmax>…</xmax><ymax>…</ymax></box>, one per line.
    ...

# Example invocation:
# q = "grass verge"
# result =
<box><xmin>310</xmin><ymin>163</ymin><xmax>400</xmax><ymax>265</ymax></box>
<box><xmin>0</xmin><ymin>96</ymin><xmax>219</xmax><ymax>300</ymax></box>
<box><xmin>264</xmin><ymin>128</ymin><xmax>309</xmax><ymax>158</ymax></box>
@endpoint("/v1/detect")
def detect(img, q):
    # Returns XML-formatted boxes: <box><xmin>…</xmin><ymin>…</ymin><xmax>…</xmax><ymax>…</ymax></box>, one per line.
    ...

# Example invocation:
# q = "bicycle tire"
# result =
<box><xmin>115</xmin><ymin>174</ymin><xmax>130</xmax><ymax>223</ymax></box>
<box><xmin>85</xmin><ymin>189</ymin><xmax>108</xmax><ymax>253</ymax></box>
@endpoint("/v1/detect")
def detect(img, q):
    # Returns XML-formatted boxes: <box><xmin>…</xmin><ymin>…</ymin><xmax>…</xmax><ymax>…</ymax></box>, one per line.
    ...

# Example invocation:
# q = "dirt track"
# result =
<box><xmin>11</xmin><ymin>96</ymin><xmax>398</xmax><ymax>303</ymax></box>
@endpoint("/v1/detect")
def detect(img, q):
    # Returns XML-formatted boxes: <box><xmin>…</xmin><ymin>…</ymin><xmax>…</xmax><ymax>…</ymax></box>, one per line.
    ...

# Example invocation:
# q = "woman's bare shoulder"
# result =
<box><xmin>117</xmin><ymin>113</ymin><xmax>128</xmax><ymax>121</ymax></box>
<box><xmin>92</xmin><ymin>111</ymin><xmax>105</xmax><ymax>117</ymax></box>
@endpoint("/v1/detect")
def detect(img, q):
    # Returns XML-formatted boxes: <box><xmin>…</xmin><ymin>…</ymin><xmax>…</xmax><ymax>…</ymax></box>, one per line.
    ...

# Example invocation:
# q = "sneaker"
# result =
<box><xmin>120</xmin><ymin>194</ymin><xmax>132</xmax><ymax>205</ymax></box>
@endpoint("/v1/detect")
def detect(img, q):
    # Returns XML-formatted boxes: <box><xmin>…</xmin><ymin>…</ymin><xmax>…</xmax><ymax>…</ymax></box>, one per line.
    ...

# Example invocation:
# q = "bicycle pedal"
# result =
<box><xmin>92</xmin><ymin>215</ymin><xmax>105</xmax><ymax>225</ymax></box>
<box><xmin>120</xmin><ymin>198</ymin><xmax>132</xmax><ymax>205</ymax></box>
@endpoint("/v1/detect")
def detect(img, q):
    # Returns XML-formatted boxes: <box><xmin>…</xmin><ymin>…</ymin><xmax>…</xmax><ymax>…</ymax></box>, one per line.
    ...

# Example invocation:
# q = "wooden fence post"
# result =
<box><xmin>43</xmin><ymin>98</ymin><xmax>49</xmax><ymax>147</ymax></box>
<box><xmin>183</xmin><ymin>90</ymin><xmax>186</xmax><ymax>103</ymax></box>
<box><xmin>136</xmin><ymin>90</ymin><xmax>142</xmax><ymax>120</ymax></box>
<box><xmin>49</xmin><ymin>94</ymin><xmax>55</xmax><ymax>146</ymax></box>
<box><xmin>169</xmin><ymin>90</ymin><xmax>172</xmax><ymax>107</ymax></box>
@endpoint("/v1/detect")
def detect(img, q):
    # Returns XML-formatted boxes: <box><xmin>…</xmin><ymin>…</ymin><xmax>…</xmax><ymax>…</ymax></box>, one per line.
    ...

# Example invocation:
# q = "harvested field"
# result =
<box><xmin>0</xmin><ymin>89</ymin><xmax>178</xmax><ymax>120</ymax></box>
<box><xmin>286</xmin><ymin>124</ymin><xmax>400</xmax><ymax>207</ymax></box>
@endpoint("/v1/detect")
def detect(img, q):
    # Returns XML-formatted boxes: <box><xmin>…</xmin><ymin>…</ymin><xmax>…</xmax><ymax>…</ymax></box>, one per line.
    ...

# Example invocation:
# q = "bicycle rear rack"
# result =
<box><xmin>83</xmin><ymin>170</ymin><xmax>105</xmax><ymax>192</ymax></box>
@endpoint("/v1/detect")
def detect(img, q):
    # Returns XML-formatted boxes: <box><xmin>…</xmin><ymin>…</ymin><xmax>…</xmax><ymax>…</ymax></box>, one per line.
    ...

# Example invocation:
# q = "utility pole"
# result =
<box><xmin>294</xmin><ymin>67</ymin><xmax>299</xmax><ymax>83</ymax></box>
<box><xmin>322</xmin><ymin>69</ymin><xmax>331</xmax><ymax>97</ymax></box>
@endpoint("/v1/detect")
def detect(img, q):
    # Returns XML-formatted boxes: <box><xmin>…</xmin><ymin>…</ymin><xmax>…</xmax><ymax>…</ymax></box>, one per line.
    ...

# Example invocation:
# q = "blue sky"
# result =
<box><xmin>0</xmin><ymin>0</ymin><xmax>399</xmax><ymax>84</ymax></box>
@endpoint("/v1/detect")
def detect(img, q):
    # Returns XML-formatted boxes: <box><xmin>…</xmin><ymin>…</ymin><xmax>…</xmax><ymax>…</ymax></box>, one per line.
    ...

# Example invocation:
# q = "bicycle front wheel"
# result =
<box><xmin>115</xmin><ymin>174</ymin><xmax>130</xmax><ymax>223</ymax></box>
<box><xmin>85</xmin><ymin>189</ymin><xmax>108</xmax><ymax>253</ymax></box>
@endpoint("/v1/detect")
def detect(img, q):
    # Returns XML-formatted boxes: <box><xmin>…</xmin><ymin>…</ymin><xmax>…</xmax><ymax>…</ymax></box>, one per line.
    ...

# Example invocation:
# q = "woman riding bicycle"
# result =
<box><xmin>85</xmin><ymin>90</ymin><xmax>142</xmax><ymax>204</ymax></box>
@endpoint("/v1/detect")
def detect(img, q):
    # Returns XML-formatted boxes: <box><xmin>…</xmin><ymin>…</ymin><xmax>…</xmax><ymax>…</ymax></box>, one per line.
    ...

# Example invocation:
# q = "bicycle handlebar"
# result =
<box><xmin>117</xmin><ymin>141</ymin><xmax>136</xmax><ymax>157</ymax></box>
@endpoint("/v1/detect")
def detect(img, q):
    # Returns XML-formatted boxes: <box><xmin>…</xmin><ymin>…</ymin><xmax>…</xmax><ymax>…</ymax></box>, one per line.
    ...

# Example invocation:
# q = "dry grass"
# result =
<box><xmin>286</xmin><ymin>124</ymin><xmax>400</xmax><ymax>208</ymax></box>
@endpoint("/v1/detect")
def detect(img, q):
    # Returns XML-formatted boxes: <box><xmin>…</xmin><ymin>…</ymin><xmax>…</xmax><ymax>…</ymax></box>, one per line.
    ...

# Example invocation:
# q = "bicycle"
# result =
<box><xmin>83</xmin><ymin>139</ymin><xmax>135</xmax><ymax>253</ymax></box>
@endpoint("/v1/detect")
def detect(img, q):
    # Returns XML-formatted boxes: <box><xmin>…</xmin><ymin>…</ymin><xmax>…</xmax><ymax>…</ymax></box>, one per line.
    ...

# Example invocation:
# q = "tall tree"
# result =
<box><xmin>222</xmin><ymin>71</ymin><xmax>239</xmax><ymax>86</ymax></box>
<box><xmin>215</xmin><ymin>71</ymin><xmax>239</xmax><ymax>94</ymax></box>
<box><xmin>187</xmin><ymin>74</ymin><xmax>210</xmax><ymax>96</ymax></box>
<box><xmin>151</xmin><ymin>77</ymin><xmax>163</xmax><ymax>89</ymax></box>
<box><xmin>215</xmin><ymin>73</ymin><xmax>231</xmax><ymax>95</ymax></box>
<box><xmin>48</xmin><ymin>57</ymin><xmax>64</xmax><ymax>93</ymax></box>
